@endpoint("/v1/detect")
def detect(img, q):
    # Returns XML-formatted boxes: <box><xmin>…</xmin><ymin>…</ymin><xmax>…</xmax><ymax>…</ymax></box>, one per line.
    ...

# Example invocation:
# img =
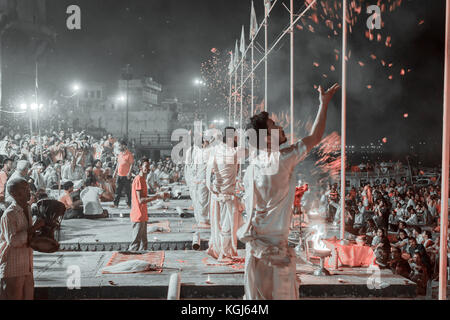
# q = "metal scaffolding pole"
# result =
<box><xmin>438</xmin><ymin>0</ymin><xmax>450</xmax><ymax>301</ymax></box>
<box><xmin>340</xmin><ymin>0</ymin><xmax>348</xmax><ymax>240</ymax></box>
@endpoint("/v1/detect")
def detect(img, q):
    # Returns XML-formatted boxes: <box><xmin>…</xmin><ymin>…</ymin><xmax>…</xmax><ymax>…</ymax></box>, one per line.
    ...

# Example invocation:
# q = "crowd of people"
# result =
<box><xmin>316</xmin><ymin>179</ymin><xmax>449</xmax><ymax>294</ymax></box>
<box><xmin>0</xmin><ymin>129</ymin><xmax>184</xmax><ymax>219</ymax></box>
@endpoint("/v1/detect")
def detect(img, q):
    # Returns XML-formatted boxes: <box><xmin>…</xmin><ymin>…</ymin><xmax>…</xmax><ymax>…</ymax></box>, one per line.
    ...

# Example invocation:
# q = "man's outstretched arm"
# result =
<box><xmin>302</xmin><ymin>83</ymin><xmax>340</xmax><ymax>153</ymax></box>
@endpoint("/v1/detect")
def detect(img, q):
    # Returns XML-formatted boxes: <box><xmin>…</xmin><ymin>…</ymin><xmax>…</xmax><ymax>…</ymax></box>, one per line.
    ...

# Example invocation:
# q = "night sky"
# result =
<box><xmin>31</xmin><ymin>0</ymin><xmax>448</xmax><ymax>160</ymax></box>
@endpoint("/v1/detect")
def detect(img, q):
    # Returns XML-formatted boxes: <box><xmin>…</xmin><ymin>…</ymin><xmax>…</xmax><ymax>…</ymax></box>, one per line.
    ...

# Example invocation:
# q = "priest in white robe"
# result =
<box><xmin>206</xmin><ymin>128</ymin><xmax>243</xmax><ymax>261</ymax></box>
<box><xmin>192</xmin><ymin>139</ymin><xmax>211</xmax><ymax>225</ymax></box>
<box><xmin>238</xmin><ymin>83</ymin><xmax>340</xmax><ymax>300</ymax></box>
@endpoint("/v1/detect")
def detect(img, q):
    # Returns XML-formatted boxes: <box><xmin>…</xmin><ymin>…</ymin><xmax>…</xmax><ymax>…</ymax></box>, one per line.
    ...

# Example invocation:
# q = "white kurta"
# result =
<box><xmin>192</xmin><ymin>146</ymin><xmax>210</xmax><ymax>224</ymax></box>
<box><xmin>206</xmin><ymin>142</ymin><xmax>243</xmax><ymax>261</ymax></box>
<box><xmin>238</xmin><ymin>140</ymin><xmax>308</xmax><ymax>300</ymax></box>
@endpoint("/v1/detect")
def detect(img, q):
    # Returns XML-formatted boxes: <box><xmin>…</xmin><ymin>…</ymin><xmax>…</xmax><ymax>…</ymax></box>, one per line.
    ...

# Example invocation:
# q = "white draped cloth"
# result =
<box><xmin>184</xmin><ymin>146</ymin><xmax>197</xmax><ymax>204</ymax></box>
<box><xmin>237</xmin><ymin>140</ymin><xmax>308</xmax><ymax>300</ymax></box>
<box><xmin>192</xmin><ymin>146</ymin><xmax>211</xmax><ymax>224</ymax></box>
<box><xmin>206</xmin><ymin>142</ymin><xmax>243</xmax><ymax>261</ymax></box>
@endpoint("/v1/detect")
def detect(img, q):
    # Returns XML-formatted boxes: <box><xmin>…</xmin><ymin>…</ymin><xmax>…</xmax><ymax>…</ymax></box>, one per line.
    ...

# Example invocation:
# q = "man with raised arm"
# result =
<box><xmin>238</xmin><ymin>83</ymin><xmax>340</xmax><ymax>300</ymax></box>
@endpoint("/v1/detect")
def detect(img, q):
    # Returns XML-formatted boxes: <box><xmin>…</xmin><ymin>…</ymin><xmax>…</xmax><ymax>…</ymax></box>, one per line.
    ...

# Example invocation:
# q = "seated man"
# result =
<box><xmin>388</xmin><ymin>246</ymin><xmax>411</xmax><ymax>279</ymax></box>
<box><xmin>409</xmin><ymin>251</ymin><xmax>430</xmax><ymax>296</ymax></box>
<box><xmin>59</xmin><ymin>181</ymin><xmax>84</xmax><ymax>219</ymax></box>
<box><xmin>80</xmin><ymin>178</ymin><xmax>109</xmax><ymax>219</ymax></box>
<box><xmin>388</xmin><ymin>209</ymin><xmax>400</xmax><ymax>232</ymax></box>
<box><xmin>407</xmin><ymin>237</ymin><xmax>432</xmax><ymax>275</ymax></box>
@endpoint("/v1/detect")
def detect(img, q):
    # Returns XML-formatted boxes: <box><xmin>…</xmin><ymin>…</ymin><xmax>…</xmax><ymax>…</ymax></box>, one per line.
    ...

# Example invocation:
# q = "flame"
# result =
<box><xmin>311</xmin><ymin>225</ymin><xmax>329</xmax><ymax>251</ymax></box>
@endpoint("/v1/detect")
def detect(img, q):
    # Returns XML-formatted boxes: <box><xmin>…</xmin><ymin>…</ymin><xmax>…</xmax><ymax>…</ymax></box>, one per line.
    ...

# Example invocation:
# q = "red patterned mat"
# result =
<box><xmin>147</xmin><ymin>221</ymin><xmax>171</xmax><ymax>233</ymax></box>
<box><xmin>102</xmin><ymin>251</ymin><xmax>165</xmax><ymax>274</ymax></box>
<box><xmin>193</xmin><ymin>222</ymin><xmax>211</xmax><ymax>229</ymax></box>
<box><xmin>201</xmin><ymin>256</ymin><xmax>245</xmax><ymax>270</ymax></box>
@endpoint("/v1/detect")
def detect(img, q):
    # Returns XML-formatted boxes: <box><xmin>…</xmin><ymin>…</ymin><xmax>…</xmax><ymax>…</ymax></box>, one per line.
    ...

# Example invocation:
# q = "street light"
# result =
<box><xmin>72</xmin><ymin>83</ymin><xmax>80</xmax><ymax>92</ymax></box>
<box><xmin>194</xmin><ymin>78</ymin><xmax>206</xmax><ymax>116</ymax></box>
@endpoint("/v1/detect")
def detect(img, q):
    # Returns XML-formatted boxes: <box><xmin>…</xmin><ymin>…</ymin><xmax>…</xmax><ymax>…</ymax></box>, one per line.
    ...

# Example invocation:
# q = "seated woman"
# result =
<box><xmin>59</xmin><ymin>181</ymin><xmax>84</xmax><ymax>219</ymax></box>
<box><xmin>92</xmin><ymin>159</ymin><xmax>105</xmax><ymax>185</ymax></box>
<box><xmin>372</xmin><ymin>228</ymin><xmax>391</xmax><ymax>268</ymax></box>
<box><xmin>392</xmin><ymin>229</ymin><xmax>409</xmax><ymax>253</ymax></box>
<box><xmin>99</xmin><ymin>167</ymin><xmax>115</xmax><ymax>202</ymax></box>
<box><xmin>361</xmin><ymin>218</ymin><xmax>377</xmax><ymax>244</ymax></box>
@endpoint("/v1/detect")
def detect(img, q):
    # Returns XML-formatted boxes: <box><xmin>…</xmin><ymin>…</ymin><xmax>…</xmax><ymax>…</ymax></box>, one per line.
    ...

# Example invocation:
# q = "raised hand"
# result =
<box><xmin>319</xmin><ymin>83</ymin><xmax>340</xmax><ymax>106</ymax></box>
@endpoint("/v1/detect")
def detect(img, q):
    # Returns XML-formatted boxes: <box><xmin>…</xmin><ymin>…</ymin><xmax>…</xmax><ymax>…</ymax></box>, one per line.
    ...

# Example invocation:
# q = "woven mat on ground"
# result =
<box><xmin>102</xmin><ymin>251</ymin><xmax>165</xmax><ymax>274</ymax></box>
<box><xmin>193</xmin><ymin>222</ymin><xmax>211</xmax><ymax>229</ymax></box>
<box><xmin>201</xmin><ymin>256</ymin><xmax>245</xmax><ymax>270</ymax></box>
<box><xmin>147</xmin><ymin>221</ymin><xmax>171</xmax><ymax>233</ymax></box>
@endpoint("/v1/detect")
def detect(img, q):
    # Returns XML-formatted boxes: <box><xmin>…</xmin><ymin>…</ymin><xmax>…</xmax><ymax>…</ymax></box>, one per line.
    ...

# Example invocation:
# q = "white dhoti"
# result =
<box><xmin>207</xmin><ymin>193</ymin><xmax>243</xmax><ymax>260</ymax></box>
<box><xmin>206</xmin><ymin>142</ymin><xmax>243</xmax><ymax>261</ymax></box>
<box><xmin>244</xmin><ymin>239</ymin><xmax>299</xmax><ymax>300</ymax></box>
<box><xmin>193</xmin><ymin>181</ymin><xmax>210</xmax><ymax>224</ymax></box>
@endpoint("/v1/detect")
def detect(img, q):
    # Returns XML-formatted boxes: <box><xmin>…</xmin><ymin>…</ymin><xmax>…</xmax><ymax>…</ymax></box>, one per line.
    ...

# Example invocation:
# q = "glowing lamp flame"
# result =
<box><xmin>311</xmin><ymin>225</ymin><xmax>329</xmax><ymax>251</ymax></box>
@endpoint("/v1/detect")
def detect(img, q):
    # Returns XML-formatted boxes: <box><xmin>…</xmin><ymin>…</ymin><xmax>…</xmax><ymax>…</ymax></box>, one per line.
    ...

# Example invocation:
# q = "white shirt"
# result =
<box><xmin>239</xmin><ymin>140</ymin><xmax>308</xmax><ymax>251</ymax></box>
<box><xmin>80</xmin><ymin>186</ymin><xmax>104</xmax><ymax>215</ymax></box>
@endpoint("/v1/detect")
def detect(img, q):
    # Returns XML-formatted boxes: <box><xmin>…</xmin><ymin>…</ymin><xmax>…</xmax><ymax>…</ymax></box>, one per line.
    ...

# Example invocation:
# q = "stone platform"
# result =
<box><xmin>33</xmin><ymin>250</ymin><xmax>417</xmax><ymax>299</ymax></box>
<box><xmin>58</xmin><ymin>199</ymin><xmax>249</xmax><ymax>251</ymax></box>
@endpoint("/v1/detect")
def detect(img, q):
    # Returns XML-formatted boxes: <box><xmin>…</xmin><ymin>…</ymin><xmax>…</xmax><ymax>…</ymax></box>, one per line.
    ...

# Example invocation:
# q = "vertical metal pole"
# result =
<box><xmin>290</xmin><ymin>0</ymin><xmax>294</xmax><ymax>144</ymax></box>
<box><xmin>340</xmin><ymin>0</ymin><xmax>348</xmax><ymax>241</ymax></box>
<box><xmin>229</xmin><ymin>73</ymin><xmax>232</xmax><ymax>125</ymax></box>
<box><xmin>234</xmin><ymin>69</ymin><xmax>237</xmax><ymax>126</ymax></box>
<box><xmin>126</xmin><ymin>78</ymin><xmax>129</xmax><ymax>139</ymax></box>
<box><xmin>439</xmin><ymin>0</ymin><xmax>450</xmax><ymax>301</ymax></box>
<box><xmin>35</xmin><ymin>61</ymin><xmax>43</xmax><ymax>161</ymax></box>
<box><xmin>264</xmin><ymin>4</ymin><xmax>268</xmax><ymax>112</ymax></box>
<box><xmin>240</xmin><ymin>58</ymin><xmax>244</xmax><ymax>133</ymax></box>
<box><xmin>251</xmin><ymin>41</ymin><xmax>254</xmax><ymax>116</ymax></box>
<box><xmin>29</xmin><ymin>109</ymin><xmax>33</xmax><ymax>136</ymax></box>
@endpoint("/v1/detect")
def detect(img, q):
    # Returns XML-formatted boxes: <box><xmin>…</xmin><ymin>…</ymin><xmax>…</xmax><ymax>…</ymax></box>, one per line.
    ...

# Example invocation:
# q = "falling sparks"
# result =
<box><xmin>418</xmin><ymin>20</ymin><xmax>425</xmax><ymax>25</ymax></box>
<box><xmin>382</xmin><ymin>137</ymin><xmax>388</xmax><ymax>144</ymax></box>
<box><xmin>358</xmin><ymin>61</ymin><xmax>365</xmax><ymax>67</ymax></box>
<box><xmin>330</xmin><ymin>65</ymin><xmax>335</xmax><ymax>71</ymax></box>
<box><xmin>210</xmin><ymin>48</ymin><xmax>217</xmax><ymax>54</ymax></box>
<box><xmin>313</xmin><ymin>62</ymin><xmax>320</xmax><ymax>67</ymax></box>
<box><xmin>400</xmin><ymin>69</ymin><xmax>405</xmax><ymax>76</ymax></box>
<box><xmin>388</xmin><ymin>75</ymin><xmax>393</xmax><ymax>80</ymax></box>
<box><xmin>403</xmin><ymin>113</ymin><xmax>409</xmax><ymax>118</ymax></box>
<box><xmin>366</xmin><ymin>85</ymin><xmax>372</xmax><ymax>89</ymax></box>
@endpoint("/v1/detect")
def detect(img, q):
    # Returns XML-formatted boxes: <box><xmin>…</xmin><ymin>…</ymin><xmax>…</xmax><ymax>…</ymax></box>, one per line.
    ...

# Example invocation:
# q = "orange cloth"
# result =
<box><xmin>323</xmin><ymin>239</ymin><xmax>376</xmax><ymax>268</ymax></box>
<box><xmin>117</xmin><ymin>150</ymin><xmax>134</xmax><ymax>177</ymax></box>
<box><xmin>130</xmin><ymin>175</ymin><xmax>148</xmax><ymax>223</ymax></box>
<box><xmin>59</xmin><ymin>193</ymin><xmax>73</xmax><ymax>209</ymax></box>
